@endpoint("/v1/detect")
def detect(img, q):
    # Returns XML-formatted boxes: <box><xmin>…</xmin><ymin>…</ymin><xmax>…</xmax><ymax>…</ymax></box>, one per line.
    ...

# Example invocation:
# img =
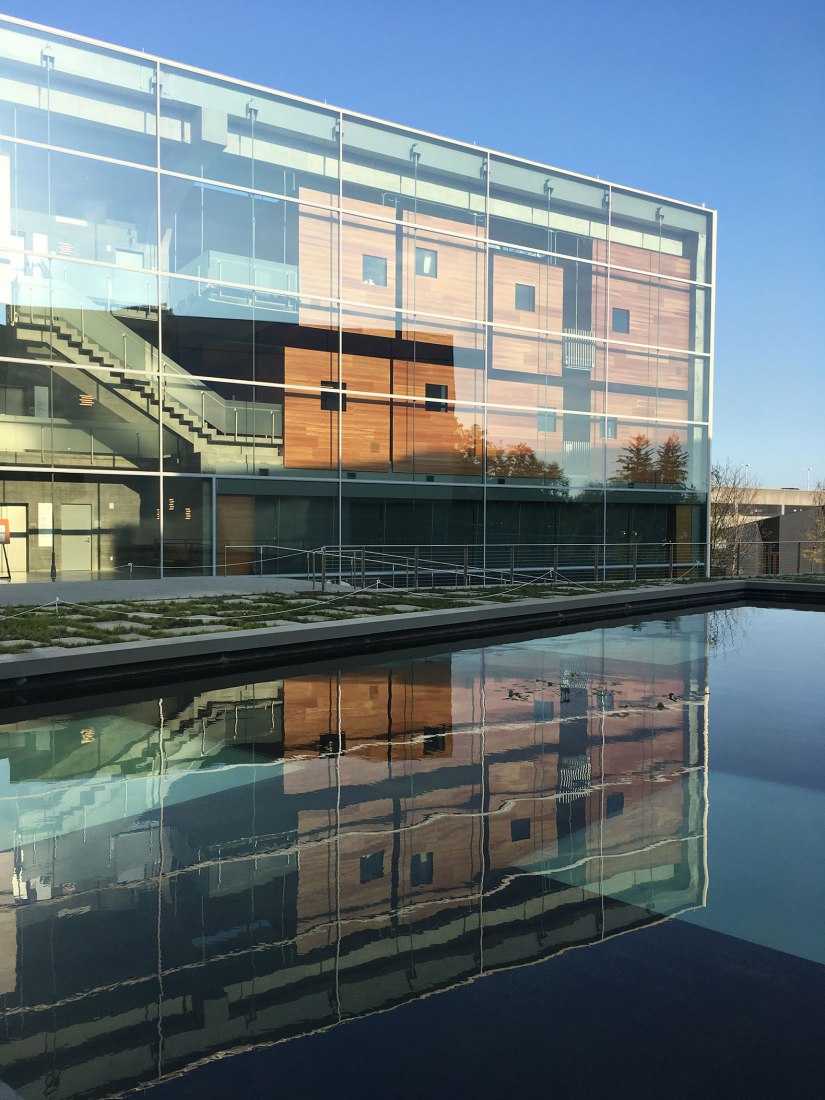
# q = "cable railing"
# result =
<box><xmin>220</xmin><ymin>540</ymin><xmax>709</xmax><ymax>589</ymax></box>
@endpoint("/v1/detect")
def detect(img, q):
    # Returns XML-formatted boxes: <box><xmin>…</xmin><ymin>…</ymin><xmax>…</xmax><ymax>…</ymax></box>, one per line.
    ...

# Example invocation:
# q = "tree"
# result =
<box><xmin>656</xmin><ymin>433</ymin><xmax>689</xmax><ymax>487</ymax></box>
<box><xmin>801</xmin><ymin>482</ymin><xmax>825</xmax><ymax>568</ymax></box>
<box><xmin>616</xmin><ymin>433</ymin><xmax>656</xmax><ymax>483</ymax></box>
<box><xmin>709</xmin><ymin>460</ymin><xmax>758</xmax><ymax>575</ymax></box>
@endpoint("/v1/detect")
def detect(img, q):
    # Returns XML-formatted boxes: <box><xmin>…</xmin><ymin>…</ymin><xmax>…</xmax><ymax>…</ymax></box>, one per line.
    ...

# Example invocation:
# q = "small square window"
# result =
<box><xmin>515</xmin><ymin>283</ymin><xmax>536</xmax><ymax>312</ymax></box>
<box><xmin>424</xmin><ymin>383</ymin><xmax>448</xmax><ymax>412</ymax></box>
<box><xmin>320</xmin><ymin>380</ymin><xmax>347</xmax><ymax>412</ymax></box>
<box><xmin>606</xmin><ymin>792</ymin><xmax>625</xmax><ymax>818</ymax></box>
<box><xmin>360</xmin><ymin>850</ymin><xmax>385</xmax><ymax>883</ymax></box>
<box><xmin>423</xmin><ymin>725</ymin><xmax>447</xmax><ymax>754</ymax></box>
<box><xmin>415</xmin><ymin>247</ymin><xmax>438</xmax><ymax>277</ymax></box>
<box><xmin>510</xmin><ymin>818</ymin><xmax>531</xmax><ymax>842</ymax></box>
<box><xmin>411</xmin><ymin>852</ymin><xmax>434</xmax><ymax>887</ymax></box>
<box><xmin>612</xmin><ymin>307</ymin><xmax>630</xmax><ymax>334</ymax></box>
<box><xmin>362</xmin><ymin>254</ymin><xmax>387</xmax><ymax>286</ymax></box>
<box><xmin>537</xmin><ymin>409</ymin><xmax>557</xmax><ymax>433</ymax></box>
<box><xmin>600</xmin><ymin>417</ymin><xmax>617</xmax><ymax>439</ymax></box>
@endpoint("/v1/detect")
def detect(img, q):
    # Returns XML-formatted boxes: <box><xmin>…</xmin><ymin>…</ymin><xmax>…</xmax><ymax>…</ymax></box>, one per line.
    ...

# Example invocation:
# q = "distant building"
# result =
<box><xmin>0</xmin><ymin>15</ymin><xmax>714</xmax><ymax>582</ymax></box>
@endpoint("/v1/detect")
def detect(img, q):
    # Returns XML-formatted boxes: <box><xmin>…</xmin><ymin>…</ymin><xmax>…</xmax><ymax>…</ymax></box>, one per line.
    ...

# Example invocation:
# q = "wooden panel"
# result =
<box><xmin>491</xmin><ymin>254</ymin><xmax>564</xmax><ymax>336</ymax></box>
<box><xmin>342</xmin><ymin>353</ymin><xmax>391</xmax><ymax>471</ymax></box>
<box><xmin>217</xmin><ymin>495</ymin><xmax>253</xmax><ymax>575</ymax></box>
<box><xmin>283</xmin><ymin>347</ymin><xmax>338</xmax><ymax>470</ymax></box>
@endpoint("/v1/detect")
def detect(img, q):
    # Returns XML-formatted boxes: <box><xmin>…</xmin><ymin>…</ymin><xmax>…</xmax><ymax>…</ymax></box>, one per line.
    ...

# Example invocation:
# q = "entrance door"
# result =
<box><xmin>217</xmin><ymin>496</ymin><xmax>254</xmax><ymax>575</ymax></box>
<box><xmin>61</xmin><ymin>504</ymin><xmax>93</xmax><ymax>573</ymax></box>
<box><xmin>0</xmin><ymin>504</ymin><xmax>28</xmax><ymax>579</ymax></box>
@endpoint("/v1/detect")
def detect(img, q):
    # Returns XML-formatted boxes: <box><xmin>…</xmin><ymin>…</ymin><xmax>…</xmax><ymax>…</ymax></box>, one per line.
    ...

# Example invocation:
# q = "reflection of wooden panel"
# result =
<box><xmin>608</xmin><ymin>350</ymin><xmax>689</xmax><ymax>392</ymax></box>
<box><xmin>401</xmin><ymin>214</ymin><xmax>485</xmax><ymax>337</ymax></box>
<box><xmin>607</xmin><ymin>391</ymin><xmax>688</xmax><ymax>422</ymax></box>
<box><xmin>491</xmin><ymin>254</ymin><xmax>564</xmax><ymax>336</ymax></box>
<box><xmin>342</xmin><ymin>354</ymin><xmax>390</xmax><ymax>471</ymax></box>
<box><xmin>593</xmin><ymin>239</ymin><xmax>692</xmax><ymax>351</ymax></box>
<box><xmin>283</xmin><ymin>347</ymin><xmax>337</xmax><ymax>469</ymax></box>
<box><xmin>491</xmin><ymin>331</ymin><xmax>561</xmax><ymax>377</ymax></box>
<box><xmin>217</xmin><ymin>495</ymin><xmax>253</xmax><ymax>575</ymax></box>
<box><xmin>296</xmin><ymin>189</ymin><xmax>338</xmax><ymax>316</ymax></box>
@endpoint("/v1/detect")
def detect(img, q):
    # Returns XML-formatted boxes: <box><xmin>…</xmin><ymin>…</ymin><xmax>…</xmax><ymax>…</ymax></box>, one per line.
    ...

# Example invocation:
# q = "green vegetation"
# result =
<box><xmin>0</xmin><ymin>574</ymin><xmax>819</xmax><ymax>655</ymax></box>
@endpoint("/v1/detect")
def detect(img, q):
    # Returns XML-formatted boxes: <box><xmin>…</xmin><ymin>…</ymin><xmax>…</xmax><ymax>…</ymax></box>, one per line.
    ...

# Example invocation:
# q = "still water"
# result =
<box><xmin>0</xmin><ymin>607</ymin><xmax>823</xmax><ymax>1098</ymax></box>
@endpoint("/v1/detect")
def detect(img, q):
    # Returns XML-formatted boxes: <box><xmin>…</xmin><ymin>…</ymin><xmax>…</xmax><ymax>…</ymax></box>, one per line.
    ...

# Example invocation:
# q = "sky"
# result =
<box><xmin>2</xmin><ymin>0</ymin><xmax>824</xmax><ymax>488</ymax></box>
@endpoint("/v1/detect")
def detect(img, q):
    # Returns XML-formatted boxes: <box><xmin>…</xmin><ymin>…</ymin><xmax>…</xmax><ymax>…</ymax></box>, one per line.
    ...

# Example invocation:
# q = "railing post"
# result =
<box><xmin>633</xmin><ymin>543</ymin><xmax>638</xmax><ymax>582</ymax></box>
<box><xmin>413</xmin><ymin>545</ymin><xmax>419</xmax><ymax>589</ymax></box>
<box><xmin>259</xmin><ymin>546</ymin><xmax>263</xmax><ymax>576</ymax></box>
<box><xmin>735</xmin><ymin>542</ymin><xmax>741</xmax><ymax>577</ymax></box>
<box><xmin>593</xmin><ymin>544</ymin><xmax>599</xmax><ymax>582</ymax></box>
<box><xmin>669</xmin><ymin>542</ymin><xmax>674</xmax><ymax>581</ymax></box>
<box><xmin>797</xmin><ymin>541</ymin><xmax>802</xmax><ymax>574</ymax></box>
<box><xmin>463</xmin><ymin>546</ymin><xmax>469</xmax><ymax>587</ymax></box>
<box><xmin>554</xmin><ymin>544</ymin><xmax>559</xmax><ymax>586</ymax></box>
<box><xmin>509</xmin><ymin>545</ymin><xmax>515</xmax><ymax>584</ymax></box>
<box><xmin>320</xmin><ymin>551</ymin><xmax>327</xmax><ymax>594</ymax></box>
<box><xmin>361</xmin><ymin>547</ymin><xmax>366</xmax><ymax>589</ymax></box>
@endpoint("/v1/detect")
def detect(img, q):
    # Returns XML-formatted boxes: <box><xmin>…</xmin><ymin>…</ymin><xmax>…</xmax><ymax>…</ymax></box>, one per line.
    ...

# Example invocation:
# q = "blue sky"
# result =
<box><xmin>3</xmin><ymin>0</ymin><xmax>824</xmax><ymax>488</ymax></box>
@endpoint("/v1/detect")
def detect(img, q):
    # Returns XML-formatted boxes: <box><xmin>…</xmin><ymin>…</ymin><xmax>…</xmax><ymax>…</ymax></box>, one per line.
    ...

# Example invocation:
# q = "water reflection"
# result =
<box><xmin>0</xmin><ymin>617</ymin><xmax>708</xmax><ymax>1099</ymax></box>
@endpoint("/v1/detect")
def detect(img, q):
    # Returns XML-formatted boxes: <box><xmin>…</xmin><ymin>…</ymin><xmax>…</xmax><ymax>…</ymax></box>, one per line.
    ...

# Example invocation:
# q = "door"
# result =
<box><xmin>0</xmin><ymin>504</ymin><xmax>28</xmax><ymax>579</ymax></box>
<box><xmin>217</xmin><ymin>496</ymin><xmax>254</xmax><ymax>575</ymax></box>
<box><xmin>61</xmin><ymin>504</ymin><xmax>93</xmax><ymax>573</ymax></box>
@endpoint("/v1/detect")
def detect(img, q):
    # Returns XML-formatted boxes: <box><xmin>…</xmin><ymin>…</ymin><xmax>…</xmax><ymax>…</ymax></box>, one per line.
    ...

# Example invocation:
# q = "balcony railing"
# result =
<box><xmin>562</xmin><ymin>328</ymin><xmax>594</xmax><ymax>371</ymax></box>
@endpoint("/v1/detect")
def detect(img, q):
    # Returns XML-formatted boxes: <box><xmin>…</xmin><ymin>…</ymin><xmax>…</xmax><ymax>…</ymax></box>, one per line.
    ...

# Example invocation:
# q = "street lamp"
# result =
<box><xmin>805</xmin><ymin>467</ymin><xmax>812</xmax><ymax>491</ymax></box>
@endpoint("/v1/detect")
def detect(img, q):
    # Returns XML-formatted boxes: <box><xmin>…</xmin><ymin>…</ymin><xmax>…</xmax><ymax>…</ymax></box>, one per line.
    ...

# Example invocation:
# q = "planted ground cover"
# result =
<box><xmin>0</xmin><ymin>575</ymin><xmax>819</xmax><ymax>655</ymax></box>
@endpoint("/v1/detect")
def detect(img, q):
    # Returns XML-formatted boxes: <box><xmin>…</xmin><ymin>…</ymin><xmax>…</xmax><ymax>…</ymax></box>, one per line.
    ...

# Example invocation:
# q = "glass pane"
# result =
<box><xmin>0</xmin><ymin>19</ymin><xmax>158</xmax><ymax>165</ymax></box>
<box><xmin>1</xmin><ymin>140</ymin><xmax>158</xmax><ymax>268</ymax></box>
<box><xmin>161</xmin><ymin>178</ymin><xmax>335</xmax><ymax>298</ymax></box>
<box><xmin>342</xmin><ymin>481</ymin><xmax>482</xmax><ymax>551</ymax></box>
<box><xmin>485</xmin><ymin>484</ymin><xmax>605</xmax><ymax>546</ymax></box>
<box><xmin>399</xmin><ymin>223</ymin><xmax>485</xmax><ymax>323</ymax></box>
<box><xmin>160</xmin><ymin>65</ymin><xmax>339</xmax><ymax>197</ymax></box>
<box><xmin>607</xmin><ymin>421</ymin><xmax>708</xmax><ymax>490</ymax></box>
<box><xmin>0</xmin><ymin>469</ymin><xmax>160</xmax><ymax>580</ymax></box>
<box><xmin>161</xmin><ymin>277</ymin><xmax>336</xmax><ymax>383</ymax></box>
<box><xmin>163</xmin><ymin>377</ymin><xmax>283</xmax><ymax>476</ymax></box>
<box><xmin>341</xmin><ymin>115</ymin><xmax>486</xmax><ymax>230</ymax></box>
<box><xmin>489</xmin><ymin>157</ymin><xmax>608</xmax><ymax>253</ymax></box>
<box><xmin>489</xmin><ymin>334</ymin><xmax>606</xmax><ymax>405</ymax></box>
<box><xmin>1</xmin><ymin>256</ymin><xmax>159</xmax><ymax>371</ymax></box>
<box><xmin>607</xmin><ymin>347</ymin><xmax>710</xmax><ymax>423</ymax></box>
<box><xmin>389</xmin><ymin>401</ymin><xmax>483</xmax><ymax>479</ymax></box>
<box><xmin>162</xmin><ymin>477</ymin><xmax>212</xmax><ymax>576</ymax></box>
<box><xmin>216</xmin><ymin>478</ymin><xmax>339</xmax><ymax>574</ymax></box>
<box><xmin>610</xmin><ymin>189</ymin><xmax>713</xmax><ymax>284</ymax></box>
<box><xmin>606</xmin><ymin>267</ymin><xmax>707</xmax><ymax>352</ymax></box>
<box><xmin>486</xmin><ymin>408</ymin><xmax>604</xmax><ymax>487</ymax></box>
<box><xmin>0</xmin><ymin>357</ymin><xmax>160</xmax><ymax>470</ymax></box>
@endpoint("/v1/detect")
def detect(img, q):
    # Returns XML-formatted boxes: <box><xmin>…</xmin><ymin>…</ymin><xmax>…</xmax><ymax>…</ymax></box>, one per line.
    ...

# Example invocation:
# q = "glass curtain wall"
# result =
<box><xmin>0</xmin><ymin>16</ymin><xmax>713</xmax><ymax>580</ymax></box>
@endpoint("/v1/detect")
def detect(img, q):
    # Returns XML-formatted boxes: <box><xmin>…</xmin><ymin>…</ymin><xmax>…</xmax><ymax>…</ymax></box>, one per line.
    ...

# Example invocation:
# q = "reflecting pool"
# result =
<box><xmin>0</xmin><ymin>607</ymin><xmax>823</xmax><ymax>1097</ymax></box>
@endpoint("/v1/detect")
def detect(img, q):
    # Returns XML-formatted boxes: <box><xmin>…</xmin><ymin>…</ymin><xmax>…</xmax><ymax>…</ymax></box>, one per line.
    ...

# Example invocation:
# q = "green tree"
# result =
<box><xmin>616</xmin><ymin>433</ymin><xmax>656</xmax><ymax>483</ymax></box>
<box><xmin>655</xmin><ymin>433</ymin><xmax>689</xmax><ymax>487</ymax></box>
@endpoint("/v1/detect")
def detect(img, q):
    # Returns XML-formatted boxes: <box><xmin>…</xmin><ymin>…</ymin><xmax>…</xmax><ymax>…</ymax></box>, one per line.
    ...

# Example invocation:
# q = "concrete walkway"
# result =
<box><xmin>0</xmin><ymin>574</ymin><xmax>344</xmax><ymax>607</ymax></box>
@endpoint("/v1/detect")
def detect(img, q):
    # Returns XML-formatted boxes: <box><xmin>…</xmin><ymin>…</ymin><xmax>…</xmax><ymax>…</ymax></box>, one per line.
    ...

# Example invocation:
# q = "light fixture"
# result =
<box><xmin>40</xmin><ymin>46</ymin><xmax>55</xmax><ymax>70</ymax></box>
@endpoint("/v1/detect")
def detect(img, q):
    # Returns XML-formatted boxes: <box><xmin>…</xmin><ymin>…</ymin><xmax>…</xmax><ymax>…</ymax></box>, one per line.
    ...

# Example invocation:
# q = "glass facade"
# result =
<box><xmin>0</xmin><ymin>15</ymin><xmax>714</xmax><ymax>580</ymax></box>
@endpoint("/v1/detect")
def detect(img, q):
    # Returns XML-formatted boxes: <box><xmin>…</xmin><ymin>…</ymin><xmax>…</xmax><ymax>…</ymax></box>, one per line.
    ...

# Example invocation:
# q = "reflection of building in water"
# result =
<box><xmin>0</xmin><ymin>619</ymin><xmax>708</xmax><ymax>1099</ymax></box>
